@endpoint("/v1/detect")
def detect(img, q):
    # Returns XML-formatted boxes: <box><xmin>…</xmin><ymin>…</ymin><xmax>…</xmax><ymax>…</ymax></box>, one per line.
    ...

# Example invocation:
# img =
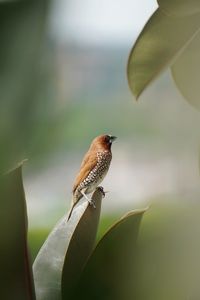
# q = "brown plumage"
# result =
<box><xmin>67</xmin><ymin>134</ymin><xmax>117</xmax><ymax>220</ymax></box>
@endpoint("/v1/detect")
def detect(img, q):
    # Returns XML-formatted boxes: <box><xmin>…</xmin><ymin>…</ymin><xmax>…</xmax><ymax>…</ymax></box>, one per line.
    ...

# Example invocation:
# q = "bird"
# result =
<box><xmin>67</xmin><ymin>134</ymin><xmax>117</xmax><ymax>220</ymax></box>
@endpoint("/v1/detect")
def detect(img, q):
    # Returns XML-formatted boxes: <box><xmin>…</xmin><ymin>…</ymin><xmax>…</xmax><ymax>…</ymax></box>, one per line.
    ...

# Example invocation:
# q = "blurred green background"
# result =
<box><xmin>1</xmin><ymin>1</ymin><xmax>200</xmax><ymax>297</ymax></box>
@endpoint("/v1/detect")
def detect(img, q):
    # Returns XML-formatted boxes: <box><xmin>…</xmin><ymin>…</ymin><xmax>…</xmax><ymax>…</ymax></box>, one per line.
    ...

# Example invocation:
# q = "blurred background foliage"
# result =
<box><xmin>0</xmin><ymin>0</ymin><xmax>51</xmax><ymax>172</ymax></box>
<box><xmin>1</xmin><ymin>0</ymin><xmax>200</xmax><ymax>298</ymax></box>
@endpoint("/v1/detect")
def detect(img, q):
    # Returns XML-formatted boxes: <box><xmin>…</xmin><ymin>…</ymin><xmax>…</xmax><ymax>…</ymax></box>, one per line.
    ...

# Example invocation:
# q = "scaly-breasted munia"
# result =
<box><xmin>67</xmin><ymin>134</ymin><xmax>117</xmax><ymax>220</ymax></box>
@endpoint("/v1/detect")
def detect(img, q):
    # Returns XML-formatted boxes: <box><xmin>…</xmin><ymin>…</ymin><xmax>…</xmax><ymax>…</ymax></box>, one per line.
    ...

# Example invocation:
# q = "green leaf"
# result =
<box><xmin>127</xmin><ymin>9</ymin><xmax>200</xmax><ymax>99</ymax></box>
<box><xmin>69</xmin><ymin>208</ymin><xmax>147</xmax><ymax>300</ymax></box>
<box><xmin>33</xmin><ymin>188</ymin><xmax>103</xmax><ymax>300</ymax></box>
<box><xmin>0</xmin><ymin>162</ymin><xmax>35</xmax><ymax>300</ymax></box>
<box><xmin>171</xmin><ymin>31</ymin><xmax>200</xmax><ymax>109</ymax></box>
<box><xmin>132</xmin><ymin>202</ymin><xmax>200</xmax><ymax>299</ymax></box>
<box><xmin>158</xmin><ymin>0</ymin><xmax>200</xmax><ymax>17</ymax></box>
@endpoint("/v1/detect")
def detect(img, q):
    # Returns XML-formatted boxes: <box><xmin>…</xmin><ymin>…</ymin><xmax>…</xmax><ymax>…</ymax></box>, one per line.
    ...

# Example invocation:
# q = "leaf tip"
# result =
<box><xmin>4</xmin><ymin>159</ymin><xmax>28</xmax><ymax>175</ymax></box>
<box><xmin>121</xmin><ymin>207</ymin><xmax>149</xmax><ymax>220</ymax></box>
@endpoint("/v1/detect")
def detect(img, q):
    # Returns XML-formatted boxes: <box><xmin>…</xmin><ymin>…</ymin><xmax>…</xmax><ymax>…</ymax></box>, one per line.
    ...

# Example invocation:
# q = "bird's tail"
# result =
<box><xmin>67</xmin><ymin>200</ymin><xmax>76</xmax><ymax>221</ymax></box>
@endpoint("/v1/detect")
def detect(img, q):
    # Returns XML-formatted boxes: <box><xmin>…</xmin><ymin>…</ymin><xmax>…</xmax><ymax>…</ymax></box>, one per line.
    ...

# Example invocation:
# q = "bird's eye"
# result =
<box><xmin>105</xmin><ymin>135</ymin><xmax>111</xmax><ymax>143</ymax></box>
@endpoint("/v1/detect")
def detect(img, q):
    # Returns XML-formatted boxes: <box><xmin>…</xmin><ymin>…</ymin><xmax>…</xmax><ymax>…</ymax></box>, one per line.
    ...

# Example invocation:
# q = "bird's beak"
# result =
<box><xmin>110</xmin><ymin>136</ymin><xmax>117</xmax><ymax>142</ymax></box>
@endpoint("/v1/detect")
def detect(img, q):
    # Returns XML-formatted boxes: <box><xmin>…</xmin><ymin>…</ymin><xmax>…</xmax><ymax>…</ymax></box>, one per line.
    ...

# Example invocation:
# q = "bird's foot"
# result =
<box><xmin>88</xmin><ymin>199</ymin><xmax>96</xmax><ymax>209</ymax></box>
<box><xmin>81</xmin><ymin>189</ymin><xmax>96</xmax><ymax>208</ymax></box>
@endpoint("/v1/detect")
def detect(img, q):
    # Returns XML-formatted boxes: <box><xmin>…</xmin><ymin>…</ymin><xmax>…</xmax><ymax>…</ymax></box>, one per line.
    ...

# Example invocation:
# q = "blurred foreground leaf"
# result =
<box><xmin>69</xmin><ymin>208</ymin><xmax>147</xmax><ymax>300</ymax></box>
<box><xmin>133</xmin><ymin>202</ymin><xmax>200</xmax><ymax>299</ymax></box>
<box><xmin>171</xmin><ymin>31</ymin><xmax>200</xmax><ymax>109</ymax></box>
<box><xmin>127</xmin><ymin>8</ymin><xmax>200</xmax><ymax>99</ymax></box>
<box><xmin>0</xmin><ymin>162</ymin><xmax>35</xmax><ymax>300</ymax></box>
<box><xmin>33</xmin><ymin>188</ymin><xmax>103</xmax><ymax>300</ymax></box>
<box><xmin>128</xmin><ymin>1</ymin><xmax>200</xmax><ymax>109</ymax></box>
<box><xmin>158</xmin><ymin>0</ymin><xmax>200</xmax><ymax>16</ymax></box>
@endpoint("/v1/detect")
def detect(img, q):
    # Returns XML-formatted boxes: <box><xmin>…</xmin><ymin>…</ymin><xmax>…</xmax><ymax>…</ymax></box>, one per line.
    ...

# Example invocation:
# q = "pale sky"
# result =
<box><xmin>50</xmin><ymin>0</ymin><xmax>158</xmax><ymax>45</ymax></box>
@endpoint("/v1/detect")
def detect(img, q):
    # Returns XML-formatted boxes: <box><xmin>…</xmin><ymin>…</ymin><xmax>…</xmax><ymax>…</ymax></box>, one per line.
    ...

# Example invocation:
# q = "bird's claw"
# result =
<box><xmin>98</xmin><ymin>186</ymin><xmax>106</xmax><ymax>198</ymax></box>
<box><xmin>88</xmin><ymin>199</ymin><xmax>96</xmax><ymax>209</ymax></box>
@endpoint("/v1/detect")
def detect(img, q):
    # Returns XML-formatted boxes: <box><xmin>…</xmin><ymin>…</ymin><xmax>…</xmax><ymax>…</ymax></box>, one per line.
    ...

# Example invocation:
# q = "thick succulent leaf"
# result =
<box><xmin>0</xmin><ymin>162</ymin><xmax>35</xmax><ymax>300</ymax></box>
<box><xmin>127</xmin><ymin>8</ymin><xmax>200</xmax><ymax>99</ymax></box>
<box><xmin>171</xmin><ymin>30</ymin><xmax>200</xmax><ymax>109</ymax></box>
<box><xmin>67</xmin><ymin>208</ymin><xmax>147</xmax><ymax>300</ymax></box>
<box><xmin>33</xmin><ymin>188</ymin><xmax>103</xmax><ymax>300</ymax></box>
<box><xmin>158</xmin><ymin>0</ymin><xmax>200</xmax><ymax>17</ymax></box>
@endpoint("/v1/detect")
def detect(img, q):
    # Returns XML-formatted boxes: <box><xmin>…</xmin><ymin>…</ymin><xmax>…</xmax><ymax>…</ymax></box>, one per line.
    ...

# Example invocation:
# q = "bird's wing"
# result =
<box><xmin>72</xmin><ymin>150</ymin><xmax>97</xmax><ymax>193</ymax></box>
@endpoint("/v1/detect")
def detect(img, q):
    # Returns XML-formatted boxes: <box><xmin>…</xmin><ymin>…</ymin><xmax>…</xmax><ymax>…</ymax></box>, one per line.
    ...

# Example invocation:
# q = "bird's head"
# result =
<box><xmin>91</xmin><ymin>134</ymin><xmax>117</xmax><ymax>151</ymax></box>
